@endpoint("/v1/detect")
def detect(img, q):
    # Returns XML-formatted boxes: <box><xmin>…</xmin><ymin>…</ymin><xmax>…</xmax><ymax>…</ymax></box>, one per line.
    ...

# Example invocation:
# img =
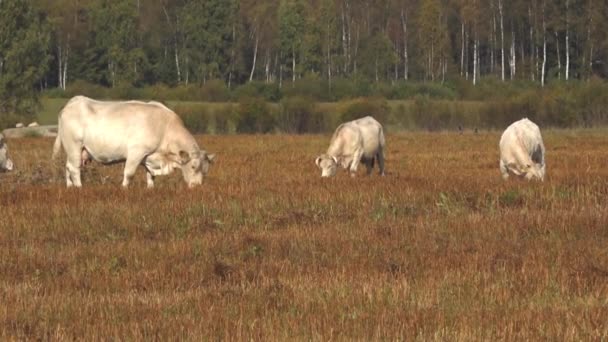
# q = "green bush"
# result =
<box><xmin>213</xmin><ymin>104</ymin><xmax>238</xmax><ymax>134</ymax></box>
<box><xmin>234</xmin><ymin>81</ymin><xmax>281</xmax><ymax>102</ymax></box>
<box><xmin>200</xmin><ymin>80</ymin><xmax>231</xmax><ymax>102</ymax></box>
<box><xmin>282</xmin><ymin>78</ymin><xmax>333</xmax><ymax>102</ymax></box>
<box><xmin>339</xmin><ymin>97</ymin><xmax>390</xmax><ymax>124</ymax></box>
<box><xmin>64</xmin><ymin>80</ymin><xmax>109</xmax><ymax>99</ymax></box>
<box><xmin>0</xmin><ymin>112</ymin><xmax>34</xmax><ymax>130</ymax></box>
<box><xmin>236</xmin><ymin>97</ymin><xmax>275</xmax><ymax>133</ymax></box>
<box><xmin>277</xmin><ymin>96</ymin><xmax>327</xmax><ymax>133</ymax></box>
<box><xmin>174</xmin><ymin>104</ymin><xmax>211</xmax><ymax>134</ymax></box>
<box><xmin>575</xmin><ymin>78</ymin><xmax>608</xmax><ymax>127</ymax></box>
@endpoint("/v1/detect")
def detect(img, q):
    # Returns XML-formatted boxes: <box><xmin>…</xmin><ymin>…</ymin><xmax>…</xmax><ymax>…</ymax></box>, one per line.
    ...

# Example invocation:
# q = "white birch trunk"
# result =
<box><xmin>249</xmin><ymin>35</ymin><xmax>259</xmax><ymax>82</ymax></box>
<box><xmin>341</xmin><ymin>3</ymin><xmax>347</xmax><ymax>74</ymax></box>
<box><xmin>401</xmin><ymin>8</ymin><xmax>408</xmax><ymax>80</ymax></box>
<box><xmin>465</xmin><ymin>28</ymin><xmax>469</xmax><ymax>80</ymax></box>
<box><xmin>499</xmin><ymin>0</ymin><xmax>505</xmax><ymax>81</ymax></box>
<box><xmin>461</xmin><ymin>22</ymin><xmax>465</xmax><ymax>77</ymax></box>
<box><xmin>555</xmin><ymin>32</ymin><xmax>561</xmax><ymax>79</ymax></box>
<box><xmin>565</xmin><ymin>0</ymin><xmax>570</xmax><ymax>81</ymax></box>
<box><xmin>473</xmin><ymin>37</ymin><xmax>478</xmax><ymax>85</ymax></box>
<box><xmin>63</xmin><ymin>48</ymin><xmax>68</xmax><ymax>89</ymax></box>
<box><xmin>510</xmin><ymin>28</ymin><xmax>516</xmax><ymax>79</ymax></box>
<box><xmin>587</xmin><ymin>8</ymin><xmax>593</xmax><ymax>79</ymax></box>
<box><xmin>541</xmin><ymin>2</ymin><xmax>546</xmax><ymax>87</ymax></box>
<box><xmin>528</xmin><ymin>6</ymin><xmax>534</xmax><ymax>81</ymax></box>
<box><xmin>58</xmin><ymin>45</ymin><xmax>63</xmax><ymax>89</ymax></box>
<box><xmin>292</xmin><ymin>46</ymin><xmax>296</xmax><ymax>83</ymax></box>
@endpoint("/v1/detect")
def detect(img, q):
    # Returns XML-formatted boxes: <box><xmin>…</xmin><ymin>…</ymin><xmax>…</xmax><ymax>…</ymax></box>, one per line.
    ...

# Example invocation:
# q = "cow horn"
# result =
<box><xmin>179</xmin><ymin>150</ymin><xmax>190</xmax><ymax>164</ymax></box>
<box><xmin>315</xmin><ymin>156</ymin><xmax>322</xmax><ymax>167</ymax></box>
<box><xmin>331</xmin><ymin>156</ymin><xmax>338</xmax><ymax>164</ymax></box>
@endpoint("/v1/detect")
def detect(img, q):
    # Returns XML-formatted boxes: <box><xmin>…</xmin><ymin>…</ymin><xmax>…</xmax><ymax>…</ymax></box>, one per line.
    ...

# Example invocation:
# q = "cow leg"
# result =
<box><xmin>65</xmin><ymin>155</ymin><xmax>82</xmax><ymax>187</ymax></box>
<box><xmin>146</xmin><ymin>171</ymin><xmax>155</xmax><ymax>188</ymax></box>
<box><xmin>65</xmin><ymin>168</ymin><xmax>74</xmax><ymax>187</ymax></box>
<box><xmin>63</xmin><ymin>144</ymin><xmax>83</xmax><ymax>187</ymax></box>
<box><xmin>499</xmin><ymin>160</ymin><xmax>509</xmax><ymax>180</ymax></box>
<box><xmin>122</xmin><ymin>153</ymin><xmax>145</xmax><ymax>187</ymax></box>
<box><xmin>366</xmin><ymin>157</ymin><xmax>375</xmax><ymax>175</ymax></box>
<box><xmin>377</xmin><ymin>148</ymin><xmax>385</xmax><ymax>176</ymax></box>
<box><xmin>349</xmin><ymin>150</ymin><xmax>363</xmax><ymax>177</ymax></box>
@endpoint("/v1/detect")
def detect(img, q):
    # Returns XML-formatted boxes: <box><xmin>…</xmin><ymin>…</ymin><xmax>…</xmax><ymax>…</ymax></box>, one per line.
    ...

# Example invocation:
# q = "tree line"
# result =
<box><xmin>1</xmin><ymin>0</ymin><xmax>608</xmax><ymax>123</ymax></box>
<box><xmin>15</xmin><ymin>0</ymin><xmax>608</xmax><ymax>88</ymax></box>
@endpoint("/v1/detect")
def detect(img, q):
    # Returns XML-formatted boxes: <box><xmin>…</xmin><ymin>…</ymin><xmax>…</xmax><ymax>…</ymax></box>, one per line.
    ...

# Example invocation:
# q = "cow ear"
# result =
<box><xmin>206</xmin><ymin>153</ymin><xmax>216</xmax><ymax>163</ymax></box>
<box><xmin>315</xmin><ymin>156</ymin><xmax>322</xmax><ymax>167</ymax></box>
<box><xmin>179</xmin><ymin>151</ymin><xmax>190</xmax><ymax>164</ymax></box>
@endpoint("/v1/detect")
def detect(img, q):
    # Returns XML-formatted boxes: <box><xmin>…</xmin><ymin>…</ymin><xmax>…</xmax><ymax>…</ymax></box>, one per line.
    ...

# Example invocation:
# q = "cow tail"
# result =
<box><xmin>52</xmin><ymin>112</ymin><xmax>63</xmax><ymax>160</ymax></box>
<box><xmin>52</xmin><ymin>134</ymin><xmax>62</xmax><ymax>160</ymax></box>
<box><xmin>379</xmin><ymin>126</ymin><xmax>386</xmax><ymax>148</ymax></box>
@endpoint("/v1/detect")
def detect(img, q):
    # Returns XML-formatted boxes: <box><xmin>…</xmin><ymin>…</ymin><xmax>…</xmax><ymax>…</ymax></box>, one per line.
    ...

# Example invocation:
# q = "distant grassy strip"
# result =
<box><xmin>39</xmin><ymin>97</ymin><xmax>484</xmax><ymax>129</ymax></box>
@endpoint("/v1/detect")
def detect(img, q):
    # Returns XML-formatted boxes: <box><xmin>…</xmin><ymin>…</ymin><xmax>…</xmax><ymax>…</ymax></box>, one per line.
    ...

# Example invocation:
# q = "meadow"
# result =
<box><xmin>1</xmin><ymin>131</ymin><xmax>608</xmax><ymax>339</ymax></box>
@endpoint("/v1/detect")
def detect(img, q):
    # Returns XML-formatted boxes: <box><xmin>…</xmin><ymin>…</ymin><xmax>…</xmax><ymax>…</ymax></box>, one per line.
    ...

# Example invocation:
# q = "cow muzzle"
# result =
<box><xmin>4</xmin><ymin>159</ymin><xmax>13</xmax><ymax>171</ymax></box>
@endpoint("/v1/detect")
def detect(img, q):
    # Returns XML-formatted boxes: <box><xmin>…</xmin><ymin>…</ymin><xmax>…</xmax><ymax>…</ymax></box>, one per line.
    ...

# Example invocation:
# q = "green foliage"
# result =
<box><xmin>181</xmin><ymin>0</ymin><xmax>238</xmax><ymax>83</ymax></box>
<box><xmin>175</xmin><ymin>104</ymin><xmax>211</xmax><ymax>134</ymax></box>
<box><xmin>236</xmin><ymin>97</ymin><xmax>275</xmax><ymax>133</ymax></box>
<box><xmin>199</xmin><ymin>80</ymin><xmax>231</xmax><ymax>102</ymax></box>
<box><xmin>0</xmin><ymin>0</ymin><xmax>51</xmax><ymax>128</ymax></box>
<box><xmin>356</xmin><ymin>33</ymin><xmax>398</xmax><ymax>82</ymax></box>
<box><xmin>340</xmin><ymin>98</ymin><xmax>390</xmax><ymax>125</ymax></box>
<box><xmin>279</xmin><ymin>0</ymin><xmax>307</xmax><ymax>78</ymax></box>
<box><xmin>214</xmin><ymin>104</ymin><xmax>238</xmax><ymax>134</ymax></box>
<box><xmin>282</xmin><ymin>78</ymin><xmax>332</xmax><ymax>101</ymax></box>
<box><xmin>277</xmin><ymin>96</ymin><xmax>326</xmax><ymax>133</ymax></box>
<box><xmin>234</xmin><ymin>82</ymin><xmax>282</xmax><ymax>102</ymax></box>
<box><xmin>91</xmin><ymin>0</ymin><xmax>142</xmax><ymax>86</ymax></box>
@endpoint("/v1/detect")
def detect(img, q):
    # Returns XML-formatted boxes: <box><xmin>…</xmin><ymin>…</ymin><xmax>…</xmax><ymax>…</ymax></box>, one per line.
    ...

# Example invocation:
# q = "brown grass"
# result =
<box><xmin>1</xmin><ymin>131</ymin><xmax>608</xmax><ymax>340</ymax></box>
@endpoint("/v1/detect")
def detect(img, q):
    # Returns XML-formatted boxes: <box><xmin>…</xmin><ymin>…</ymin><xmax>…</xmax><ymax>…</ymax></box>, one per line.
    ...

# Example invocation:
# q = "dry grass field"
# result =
<box><xmin>1</xmin><ymin>131</ymin><xmax>608</xmax><ymax>340</ymax></box>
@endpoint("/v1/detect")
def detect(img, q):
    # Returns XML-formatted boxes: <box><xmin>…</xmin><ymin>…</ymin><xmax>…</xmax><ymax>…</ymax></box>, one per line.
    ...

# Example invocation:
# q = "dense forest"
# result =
<box><xmin>1</xmin><ymin>0</ymin><xmax>608</xmax><ymax>130</ymax></box>
<box><xmin>4</xmin><ymin>0</ymin><xmax>608</xmax><ymax>89</ymax></box>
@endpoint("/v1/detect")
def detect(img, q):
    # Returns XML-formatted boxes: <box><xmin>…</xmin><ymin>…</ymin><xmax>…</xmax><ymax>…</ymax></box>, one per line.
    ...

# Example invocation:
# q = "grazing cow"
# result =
<box><xmin>28</xmin><ymin>122</ymin><xmax>39</xmax><ymax>127</ymax></box>
<box><xmin>15</xmin><ymin>123</ymin><xmax>24</xmax><ymax>128</ymax></box>
<box><xmin>499</xmin><ymin>118</ymin><xmax>545</xmax><ymax>181</ymax></box>
<box><xmin>52</xmin><ymin>96</ymin><xmax>215</xmax><ymax>188</ymax></box>
<box><xmin>0</xmin><ymin>134</ymin><xmax>14</xmax><ymax>172</ymax></box>
<box><xmin>315</xmin><ymin>116</ymin><xmax>385</xmax><ymax>177</ymax></box>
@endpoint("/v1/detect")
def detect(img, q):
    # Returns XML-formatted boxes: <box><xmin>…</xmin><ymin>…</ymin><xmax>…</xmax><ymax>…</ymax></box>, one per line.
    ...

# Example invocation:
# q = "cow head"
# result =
<box><xmin>0</xmin><ymin>135</ymin><xmax>14</xmax><ymax>172</ymax></box>
<box><xmin>315</xmin><ymin>154</ymin><xmax>338</xmax><ymax>177</ymax></box>
<box><xmin>524</xmin><ymin>163</ymin><xmax>545</xmax><ymax>181</ymax></box>
<box><xmin>179</xmin><ymin>150</ymin><xmax>216</xmax><ymax>187</ymax></box>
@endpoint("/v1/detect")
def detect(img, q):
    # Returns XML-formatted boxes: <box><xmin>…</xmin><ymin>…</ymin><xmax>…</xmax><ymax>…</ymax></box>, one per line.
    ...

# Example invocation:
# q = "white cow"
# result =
<box><xmin>0</xmin><ymin>133</ymin><xmax>14</xmax><ymax>172</ymax></box>
<box><xmin>499</xmin><ymin>118</ymin><xmax>545</xmax><ymax>181</ymax></box>
<box><xmin>27</xmin><ymin>122</ymin><xmax>39</xmax><ymax>127</ymax></box>
<box><xmin>315</xmin><ymin>116</ymin><xmax>385</xmax><ymax>177</ymax></box>
<box><xmin>52</xmin><ymin>96</ymin><xmax>215</xmax><ymax>188</ymax></box>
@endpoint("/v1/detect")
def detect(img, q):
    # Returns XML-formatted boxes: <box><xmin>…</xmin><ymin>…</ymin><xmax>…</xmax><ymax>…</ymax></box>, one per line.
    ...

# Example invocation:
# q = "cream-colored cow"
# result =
<box><xmin>0</xmin><ymin>134</ymin><xmax>14</xmax><ymax>172</ymax></box>
<box><xmin>52</xmin><ymin>96</ymin><xmax>215</xmax><ymax>188</ymax></box>
<box><xmin>499</xmin><ymin>118</ymin><xmax>545</xmax><ymax>181</ymax></box>
<box><xmin>315</xmin><ymin>116</ymin><xmax>385</xmax><ymax>177</ymax></box>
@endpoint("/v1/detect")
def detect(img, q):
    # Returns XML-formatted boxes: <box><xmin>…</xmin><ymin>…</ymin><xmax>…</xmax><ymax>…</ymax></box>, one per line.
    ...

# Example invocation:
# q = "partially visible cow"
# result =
<box><xmin>28</xmin><ymin>122</ymin><xmax>39</xmax><ymax>127</ymax></box>
<box><xmin>52</xmin><ymin>96</ymin><xmax>215</xmax><ymax>188</ymax></box>
<box><xmin>15</xmin><ymin>123</ymin><xmax>24</xmax><ymax>128</ymax></box>
<box><xmin>499</xmin><ymin>118</ymin><xmax>545</xmax><ymax>181</ymax></box>
<box><xmin>0</xmin><ymin>133</ymin><xmax>14</xmax><ymax>172</ymax></box>
<box><xmin>315</xmin><ymin>116</ymin><xmax>385</xmax><ymax>177</ymax></box>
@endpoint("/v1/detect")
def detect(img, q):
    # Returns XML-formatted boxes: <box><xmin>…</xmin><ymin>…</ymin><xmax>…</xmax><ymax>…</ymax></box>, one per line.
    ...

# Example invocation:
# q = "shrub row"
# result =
<box><xmin>45</xmin><ymin>76</ymin><xmax>589</xmax><ymax>103</ymax></box>
<box><xmin>174</xmin><ymin>97</ymin><xmax>392</xmax><ymax>135</ymax></box>
<box><xmin>174</xmin><ymin>84</ymin><xmax>608</xmax><ymax>135</ymax></box>
<box><xmin>41</xmin><ymin>78</ymin><xmax>608</xmax><ymax>133</ymax></box>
